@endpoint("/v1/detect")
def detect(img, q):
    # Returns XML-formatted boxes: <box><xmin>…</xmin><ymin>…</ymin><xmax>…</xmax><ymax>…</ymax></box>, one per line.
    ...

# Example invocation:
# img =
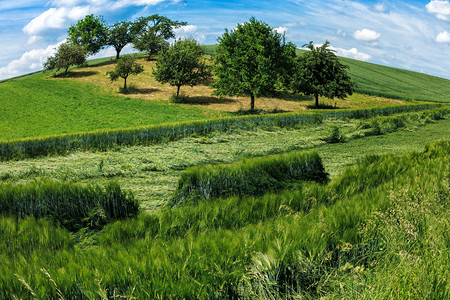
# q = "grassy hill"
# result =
<box><xmin>0</xmin><ymin>46</ymin><xmax>448</xmax><ymax>141</ymax></box>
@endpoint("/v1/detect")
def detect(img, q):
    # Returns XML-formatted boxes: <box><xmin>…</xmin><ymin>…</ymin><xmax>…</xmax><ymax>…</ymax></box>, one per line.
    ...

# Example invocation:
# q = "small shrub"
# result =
<box><xmin>325</xmin><ymin>126</ymin><xmax>345</xmax><ymax>143</ymax></box>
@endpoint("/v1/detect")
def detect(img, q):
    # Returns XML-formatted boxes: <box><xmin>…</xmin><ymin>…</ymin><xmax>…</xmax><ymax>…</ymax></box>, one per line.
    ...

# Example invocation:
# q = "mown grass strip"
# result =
<box><xmin>0</xmin><ymin>103</ymin><xmax>440</xmax><ymax>162</ymax></box>
<box><xmin>172</xmin><ymin>150</ymin><xmax>328</xmax><ymax>206</ymax></box>
<box><xmin>0</xmin><ymin>181</ymin><xmax>139</xmax><ymax>231</ymax></box>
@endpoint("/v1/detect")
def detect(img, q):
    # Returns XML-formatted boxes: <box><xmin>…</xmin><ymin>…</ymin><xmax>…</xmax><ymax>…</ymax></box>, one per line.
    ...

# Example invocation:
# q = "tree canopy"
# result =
<box><xmin>107</xmin><ymin>55</ymin><xmax>144</xmax><ymax>91</ymax></box>
<box><xmin>132</xmin><ymin>15</ymin><xmax>187</xmax><ymax>60</ymax></box>
<box><xmin>291</xmin><ymin>41</ymin><xmax>355</xmax><ymax>107</ymax></box>
<box><xmin>68</xmin><ymin>15</ymin><xmax>108</xmax><ymax>56</ymax></box>
<box><xmin>108</xmin><ymin>21</ymin><xmax>135</xmax><ymax>59</ymax></box>
<box><xmin>44</xmin><ymin>43</ymin><xmax>87</xmax><ymax>75</ymax></box>
<box><xmin>153</xmin><ymin>39</ymin><xmax>212</xmax><ymax>98</ymax></box>
<box><xmin>213</xmin><ymin>18</ymin><xmax>296</xmax><ymax>110</ymax></box>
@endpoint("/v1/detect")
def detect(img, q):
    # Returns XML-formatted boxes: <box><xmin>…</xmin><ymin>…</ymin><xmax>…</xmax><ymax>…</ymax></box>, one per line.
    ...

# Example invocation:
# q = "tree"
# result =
<box><xmin>132</xmin><ymin>14</ymin><xmax>187</xmax><ymax>60</ymax></box>
<box><xmin>107</xmin><ymin>55</ymin><xmax>144</xmax><ymax>91</ymax></box>
<box><xmin>290</xmin><ymin>41</ymin><xmax>355</xmax><ymax>107</ymax></box>
<box><xmin>153</xmin><ymin>39</ymin><xmax>212</xmax><ymax>98</ymax></box>
<box><xmin>213</xmin><ymin>18</ymin><xmax>296</xmax><ymax>110</ymax></box>
<box><xmin>44</xmin><ymin>43</ymin><xmax>87</xmax><ymax>75</ymax></box>
<box><xmin>107</xmin><ymin>21</ymin><xmax>135</xmax><ymax>59</ymax></box>
<box><xmin>68</xmin><ymin>15</ymin><xmax>108</xmax><ymax>56</ymax></box>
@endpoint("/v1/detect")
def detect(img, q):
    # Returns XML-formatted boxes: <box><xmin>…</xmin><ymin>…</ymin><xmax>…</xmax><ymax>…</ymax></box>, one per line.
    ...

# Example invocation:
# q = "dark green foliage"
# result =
<box><xmin>0</xmin><ymin>181</ymin><xmax>138</xmax><ymax>231</ymax></box>
<box><xmin>0</xmin><ymin>104</ymin><xmax>440</xmax><ymax>161</ymax></box>
<box><xmin>153</xmin><ymin>39</ymin><xmax>212</xmax><ymax>97</ymax></box>
<box><xmin>291</xmin><ymin>41</ymin><xmax>355</xmax><ymax>107</ymax></box>
<box><xmin>67</xmin><ymin>14</ymin><xmax>108</xmax><ymax>55</ymax></box>
<box><xmin>213</xmin><ymin>18</ymin><xmax>297</xmax><ymax>110</ymax></box>
<box><xmin>44</xmin><ymin>43</ymin><xmax>87</xmax><ymax>75</ymax></box>
<box><xmin>107</xmin><ymin>55</ymin><xmax>144</xmax><ymax>90</ymax></box>
<box><xmin>132</xmin><ymin>14</ymin><xmax>187</xmax><ymax>60</ymax></box>
<box><xmin>107</xmin><ymin>21</ymin><xmax>134</xmax><ymax>59</ymax></box>
<box><xmin>172</xmin><ymin>150</ymin><xmax>328</xmax><ymax>205</ymax></box>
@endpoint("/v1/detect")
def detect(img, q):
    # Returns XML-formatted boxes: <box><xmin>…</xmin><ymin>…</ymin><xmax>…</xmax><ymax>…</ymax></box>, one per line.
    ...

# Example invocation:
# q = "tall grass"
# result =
<box><xmin>0</xmin><ymin>140</ymin><xmax>447</xmax><ymax>298</ymax></box>
<box><xmin>0</xmin><ymin>181</ymin><xmax>139</xmax><ymax>231</ymax></box>
<box><xmin>172</xmin><ymin>150</ymin><xmax>328</xmax><ymax>205</ymax></box>
<box><xmin>0</xmin><ymin>103</ymin><xmax>440</xmax><ymax>162</ymax></box>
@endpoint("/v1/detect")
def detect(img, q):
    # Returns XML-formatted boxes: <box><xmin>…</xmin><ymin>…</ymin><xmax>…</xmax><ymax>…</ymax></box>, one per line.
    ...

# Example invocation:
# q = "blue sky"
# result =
<box><xmin>0</xmin><ymin>0</ymin><xmax>449</xmax><ymax>80</ymax></box>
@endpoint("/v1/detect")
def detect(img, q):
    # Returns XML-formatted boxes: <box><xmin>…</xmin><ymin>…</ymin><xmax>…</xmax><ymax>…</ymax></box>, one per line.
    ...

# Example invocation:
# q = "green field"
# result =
<box><xmin>0</xmin><ymin>74</ymin><xmax>211</xmax><ymax>141</ymax></box>
<box><xmin>0</xmin><ymin>43</ymin><xmax>449</xmax><ymax>298</ymax></box>
<box><xmin>0</xmin><ymin>120</ymin><xmax>448</xmax><ymax>297</ymax></box>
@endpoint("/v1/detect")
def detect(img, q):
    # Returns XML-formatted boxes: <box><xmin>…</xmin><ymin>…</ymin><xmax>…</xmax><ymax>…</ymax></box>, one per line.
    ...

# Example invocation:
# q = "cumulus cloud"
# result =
<box><xmin>23</xmin><ymin>6</ymin><xmax>92</xmax><ymax>35</ymax></box>
<box><xmin>353</xmin><ymin>29</ymin><xmax>381</xmax><ymax>41</ymax></box>
<box><xmin>173</xmin><ymin>25</ymin><xmax>206</xmax><ymax>43</ymax></box>
<box><xmin>274</xmin><ymin>26</ymin><xmax>288</xmax><ymax>34</ymax></box>
<box><xmin>0</xmin><ymin>40</ymin><xmax>65</xmax><ymax>80</ymax></box>
<box><xmin>436</xmin><ymin>31</ymin><xmax>450</xmax><ymax>42</ymax></box>
<box><xmin>426</xmin><ymin>0</ymin><xmax>450</xmax><ymax>21</ymax></box>
<box><xmin>330</xmin><ymin>46</ymin><xmax>372</xmax><ymax>61</ymax></box>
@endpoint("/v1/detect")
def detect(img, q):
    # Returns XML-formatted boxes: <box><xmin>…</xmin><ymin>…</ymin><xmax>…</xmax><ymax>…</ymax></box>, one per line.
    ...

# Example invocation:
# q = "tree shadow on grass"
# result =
<box><xmin>68</xmin><ymin>71</ymin><xmax>99</xmax><ymax>78</ymax></box>
<box><xmin>119</xmin><ymin>87</ymin><xmax>160</xmax><ymax>95</ymax></box>
<box><xmin>306</xmin><ymin>104</ymin><xmax>340</xmax><ymax>110</ymax></box>
<box><xmin>87</xmin><ymin>60</ymin><xmax>117</xmax><ymax>68</ymax></box>
<box><xmin>230</xmin><ymin>108</ymin><xmax>289</xmax><ymax>116</ymax></box>
<box><xmin>177</xmin><ymin>96</ymin><xmax>236</xmax><ymax>105</ymax></box>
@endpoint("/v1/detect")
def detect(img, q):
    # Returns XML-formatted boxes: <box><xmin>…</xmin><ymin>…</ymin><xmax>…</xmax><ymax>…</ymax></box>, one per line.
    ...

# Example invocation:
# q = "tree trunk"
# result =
<box><xmin>124</xmin><ymin>77</ymin><xmax>127</xmax><ymax>90</ymax></box>
<box><xmin>250</xmin><ymin>93</ymin><xmax>255</xmax><ymax>111</ymax></box>
<box><xmin>65</xmin><ymin>67</ymin><xmax>69</xmax><ymax>74</ymax></box>
<box><xmin>176</xmin><ymin>85</ymin><xmax>181</xmax><ymax>97</ymax></box>
<box><xmin>116</xmin><ymin>50</ymin><xmax>120</xmax><ymax>60</ymax></box>
<box><xmin>315</xmin><ymin>94</ymin><xmax>319</xmax><ymax>108</ymax></box>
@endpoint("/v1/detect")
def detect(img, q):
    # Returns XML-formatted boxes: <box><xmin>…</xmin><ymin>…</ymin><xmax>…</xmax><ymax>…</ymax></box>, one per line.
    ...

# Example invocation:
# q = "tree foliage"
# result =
<box><xmin>107</xmin><ymin>55</ymin><xmax>144</xmax><ymax>91</ymax></box>
<box><xmin>132</xmin><ymin>14</ymin><xmax>187</xmax><ymax>60</ymax></box>
<box><xmin>291</xmin><ymin>41</ymin><xmax>355</xmax><ymax>107</ymax></box>
<box><xmin>213</xmin><ymin>18</ymin><xmax>296</xmax><ymax>110</ymax></box>
<box><xmin>44</xmin><ymin>43</ymin><xmax>87</xmax><ymax>75</ymax></box>
<box><xmin>108</xmin><ymin>21</ymin><xmax>135</xmax><ymax>59</ymax></box>
<box><xmin>68</xmin><ymin>15</ymin><xmax>108</xmax><ymax>55</ymax></box>
<box><xmin>153</xmin><ymin>39</ymin><xmax>212</xmax><ymax>98</ymax></box>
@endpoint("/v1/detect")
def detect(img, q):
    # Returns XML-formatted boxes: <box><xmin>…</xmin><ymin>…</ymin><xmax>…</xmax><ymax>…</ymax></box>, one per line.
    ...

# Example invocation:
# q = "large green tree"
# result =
<box><xmin>44</xmin><ymin>43</ymin><xmax>87</xmax><ymax>75</ymax></box>
<box><xmin>107</xmin><ymin>55</ymin><xmax>144</xmax><ymax>91</ymax></box>
<box><xmin>291</xmin><ymin>41</ymin><xmax>355</xmax><ymax>107</ymax></box>
<box><xmin>213</xmin><ymin>18</ymin><xmax>296</xmax><ymax>110</ymax></box>
<box><xmin>68</xmin><ymin>15</ymin><xmax>108</xmax><ymax>56</ymax></box>
<box><xmin>153</xmin><ymin>39</ymin><xmax>212</xmax><ymax>98</ymax></box>
<box><xmin>107</xmin><ymin>21</ymin><xmax>135</xmax><ymax>59</ymax></box>
<box><xmin>132</xmin><ymin>14</ymin><xmax>187</xmax><ymax>60</ymax></box>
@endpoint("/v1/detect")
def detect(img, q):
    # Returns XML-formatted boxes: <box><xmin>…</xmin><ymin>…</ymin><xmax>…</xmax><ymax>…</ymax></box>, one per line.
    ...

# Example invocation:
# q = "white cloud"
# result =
<box><xmin>332</xmin><ymin>47</ymin><xmax>372</xmax><ymax>61</ymax></box>
<box><xmin>27</xmin><ymin>35</ymin><xmax>43</xmax><ymax>45</ymax></box>
<box><xmin>436</xmin><ymin>31</ymin><xmax>450</xmax><ymax>42</ymax></box>
<box><xmin>336</xmin><ymin>29</ymin><xmax>347</xmax><ymax>37</ymax></box>
<box><xmin>174</xmin><ymin>25</ymin><xmax>198</xmax><ymax>35</ymax></box>
<box><xmin>173</xmin><ymin>25</ymin><xmax>205</xmax><ymax>43</ymax></box>
<box><xmin>0</xmin><ymin>40</ymin><xmax>65</xmax><ymax>80</ymax></box>
<box><xmin>426</xmin><ymin>1</ymin><xmax>450</xmax><ymax>21</ymax></box>
<box><xmin>23</xmin><ymin>6</ymin><xmax>92</xmax><ymax>35</ymax></box>
<box><xmin>353</xmin><ymin>28</ymin><xmax>381</xmax><ymax>41</ymax></box>
<box><xmin>274</xmin><ymin>26</ymin><xmax>288</xmax><ymax>34</ymax></box>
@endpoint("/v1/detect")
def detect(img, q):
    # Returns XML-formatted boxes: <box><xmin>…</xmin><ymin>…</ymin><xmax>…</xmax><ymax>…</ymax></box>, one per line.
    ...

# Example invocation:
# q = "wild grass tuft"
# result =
<box><xmin>171</xmin><ymin>150</ymin><xmax>328</xmax><ymax>205</ymax></box>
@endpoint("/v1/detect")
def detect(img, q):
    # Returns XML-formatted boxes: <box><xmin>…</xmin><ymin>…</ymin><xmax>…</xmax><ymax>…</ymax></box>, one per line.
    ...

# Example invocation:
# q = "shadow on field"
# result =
<box><xmin>306</xmin><ymin>104</ymin><xmax>340</xmax><ymax>110</ymax></box>
<box><xmin>87</xmin><ymin>60</ymin><xmax>117</xmax><ymax>68</ymax></box>
<box><xmin>119</xmin><ymin>87</ymin><xmax>160</xmax><ymax>95</ymax></box>
<box><xmin>181</xmin><ymin>96</ymin><xmax>235</xmax><ymax>105</ymax></box>
<box><xmin>68</xmin><ymin>71</ymin><xmax>99</xmax><ymax>78</ymax></box>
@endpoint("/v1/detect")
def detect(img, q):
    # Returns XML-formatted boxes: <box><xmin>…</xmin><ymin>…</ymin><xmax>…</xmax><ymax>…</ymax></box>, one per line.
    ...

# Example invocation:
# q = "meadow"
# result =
<box><xmin>0</xmin><ymin>44</ymin><xmax>449</xmax><ymax>298</ymax></box>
